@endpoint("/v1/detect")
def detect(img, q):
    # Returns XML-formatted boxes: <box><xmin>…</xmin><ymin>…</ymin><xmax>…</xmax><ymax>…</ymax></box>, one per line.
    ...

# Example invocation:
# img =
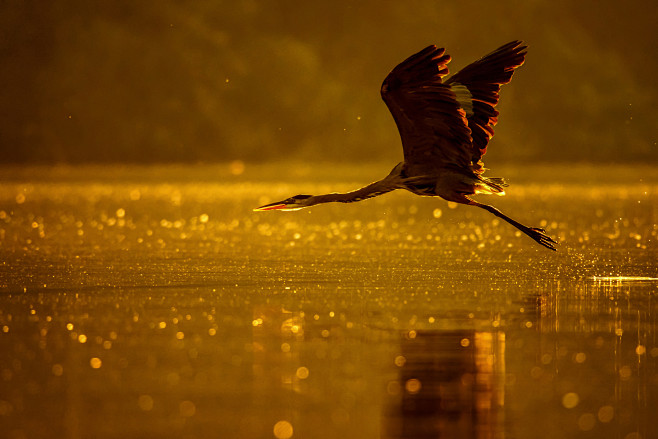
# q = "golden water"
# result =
<box><xmin>0</xmin><ymin>164</ymin><xmax>656</xmax><ymax>438</ymax></box>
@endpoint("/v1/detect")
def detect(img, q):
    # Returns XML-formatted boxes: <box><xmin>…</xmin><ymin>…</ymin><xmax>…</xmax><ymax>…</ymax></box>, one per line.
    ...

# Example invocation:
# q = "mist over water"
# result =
<box><xmin>0</xmin><ymin>163</ymin><xmax>656</xmax><ymax>438</ymax></box>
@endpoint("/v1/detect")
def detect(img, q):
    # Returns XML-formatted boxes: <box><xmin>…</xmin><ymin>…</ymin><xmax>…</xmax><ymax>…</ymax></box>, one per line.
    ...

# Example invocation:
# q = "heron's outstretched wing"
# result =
<box><xmin>446</xmin><ymin>41</ymin><xmax>527</xmax><ymax>173</ymax></box>
<box><xmin>381</xmin><ymin>46</ymin><xmax>473</xmax><ymax>173</ymax></box>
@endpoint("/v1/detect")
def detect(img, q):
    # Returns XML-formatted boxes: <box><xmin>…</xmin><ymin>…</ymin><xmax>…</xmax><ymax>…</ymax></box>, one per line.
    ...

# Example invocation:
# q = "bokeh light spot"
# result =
<box><xmin>138</xmin><ymin>395</ymin><xmax>154</xmax><ymax>411</ymax></box>
<box><xmin>578</xmin><ymin>413</ymin><xmax>596</xmax><ymax>431</ymax></box>
<box><xmin>273</xmin><ymin>420</ymin><xmax>293</xmax><ymax>439</ymax></box>
<box><xmin>619</xmin><ymin>365</ymin><xmax>632</xmax><ymax>380</ymax></box>
<box><xmin>387</xmin><ymin>380</ymin><xmax>401</xmax><ymax>395</ymax></box>
<box><xmin>229</xmin><ymin>160</ymin><xmax>245</xmax><ymax>176</ymax></box>
<box><xmin>562</xmin><ymin>392</ymin><xmax>579</xmax><ymax>409</ymax></box>
<box><xmin>405</xmin><ymin>378</ymin><xmax>421</xmax><ymax>394</ymax></box>
<box><xmin>51</xmin><ymin>364</ymin><xmax>63</xmax><ymax>376</ymax></box>
<box><xmin>598</xmin><ymin>405</ymin><xmax>614</xmax><ymax>423</ymax></box>
<box><xmin>295</xmin><ymin>366</ymin><xmax>309</xmax><ymax>379</ymax></box>
<box><xmin>179</xmin><ymin>400</ymin><xmax>196</xmax><ymax>417</ymax></box>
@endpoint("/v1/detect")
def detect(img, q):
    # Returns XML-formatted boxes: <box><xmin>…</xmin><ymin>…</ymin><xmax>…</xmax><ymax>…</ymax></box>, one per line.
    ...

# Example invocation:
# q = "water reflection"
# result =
<box><xmin>506</xmin><ymin>281</ymin><xmax>657</xmax><ymax>439</ymax></box>
<box><xmin>381</xmin><ymin>279</ymin><xmax>657</xmax><ymax>439</ymax></box>
<box><xmin>383</xmin><ymin>329</ymin><xmax>505</xmax><ymax>438</ymax></box>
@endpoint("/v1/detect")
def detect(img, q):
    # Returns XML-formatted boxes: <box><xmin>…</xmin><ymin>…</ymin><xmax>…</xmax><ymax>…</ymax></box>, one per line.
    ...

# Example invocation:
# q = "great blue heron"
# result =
<box><xmin>255</xmin><ymin>41</ymin><xmax>557</xmax><ymax>251</ymax></box>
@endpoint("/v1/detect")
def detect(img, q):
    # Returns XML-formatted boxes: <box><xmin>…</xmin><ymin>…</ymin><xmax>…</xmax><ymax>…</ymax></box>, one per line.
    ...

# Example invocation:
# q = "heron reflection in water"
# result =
<box><xmin>255</xmin><ymin>41</ymin><xmax>557</xmax><ymax>250</ymax></box>
<box><xmin>382</xmin><ymin>330</ymin><xmax>505</xmax><ymax>439</ymax></box>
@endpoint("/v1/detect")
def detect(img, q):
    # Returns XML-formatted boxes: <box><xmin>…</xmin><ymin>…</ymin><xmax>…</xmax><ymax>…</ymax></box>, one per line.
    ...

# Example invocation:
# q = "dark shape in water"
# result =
<box><xmin>255</xmin><ymin>41</ymin><xmax>557</xmax><ymax>250</ymax></box>
<box><xmin>382</xmin><ymin>329</ymin><xmax>505</xmax><ymax>438</ymax></box>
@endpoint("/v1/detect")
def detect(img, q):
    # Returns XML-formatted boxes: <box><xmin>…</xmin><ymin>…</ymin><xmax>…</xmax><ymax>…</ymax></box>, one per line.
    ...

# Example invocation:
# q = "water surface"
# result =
<box><xmin>0</xmin><ymin>164</ymin><xmax>656</xmax><ymax>438</ymax></box>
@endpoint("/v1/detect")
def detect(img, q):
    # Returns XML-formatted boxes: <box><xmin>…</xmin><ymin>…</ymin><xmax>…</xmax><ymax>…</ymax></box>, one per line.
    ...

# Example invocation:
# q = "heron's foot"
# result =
<box><xmin>526</xmin><ymin>227</ymin><xmax>557</xmax><ymax>251</ymax></box>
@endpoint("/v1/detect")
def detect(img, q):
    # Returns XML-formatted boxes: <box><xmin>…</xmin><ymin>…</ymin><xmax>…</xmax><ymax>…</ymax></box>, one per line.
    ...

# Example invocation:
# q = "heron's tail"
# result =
<box><xmin>476</xmin><ymin>176</ymin><xmax>508</xmax><ymax>196</ymax></box>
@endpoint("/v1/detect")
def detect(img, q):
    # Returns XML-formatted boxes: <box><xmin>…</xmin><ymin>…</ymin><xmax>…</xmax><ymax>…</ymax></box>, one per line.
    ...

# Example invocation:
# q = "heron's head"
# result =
<box><xmin>253</xmin><ymin>194</ymin><xmax>314</xmax><ymax>211</ymax></box>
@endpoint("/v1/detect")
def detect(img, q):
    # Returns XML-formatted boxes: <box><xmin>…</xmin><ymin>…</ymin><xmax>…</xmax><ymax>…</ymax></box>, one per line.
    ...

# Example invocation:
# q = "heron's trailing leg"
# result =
<box><xmin>469</xmin><ymin>201</ymin><xmax>557</xmax><ymax>251</ymax></box>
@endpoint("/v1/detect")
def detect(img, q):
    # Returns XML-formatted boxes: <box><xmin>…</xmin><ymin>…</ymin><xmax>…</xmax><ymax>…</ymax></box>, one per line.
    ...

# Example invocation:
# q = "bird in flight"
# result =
<box><xmin>255</xmin><ymin>41</ymin><xmax>557</xmax><ymax>250</ymax></box>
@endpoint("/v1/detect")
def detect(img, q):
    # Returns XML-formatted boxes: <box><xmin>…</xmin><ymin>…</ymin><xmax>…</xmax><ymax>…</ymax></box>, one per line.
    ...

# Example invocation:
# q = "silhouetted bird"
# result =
<box><xmin>255</xmin><ymin>41</ymin><xmax>557</xmax><ymax>250</ymax></box>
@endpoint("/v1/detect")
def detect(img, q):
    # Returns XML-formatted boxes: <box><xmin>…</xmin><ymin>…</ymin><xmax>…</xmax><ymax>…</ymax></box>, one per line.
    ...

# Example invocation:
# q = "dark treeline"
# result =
<box><xmin>1</xmin><ymin>1</ymin><xmax>656</xmax><ymax>164</ymax></box>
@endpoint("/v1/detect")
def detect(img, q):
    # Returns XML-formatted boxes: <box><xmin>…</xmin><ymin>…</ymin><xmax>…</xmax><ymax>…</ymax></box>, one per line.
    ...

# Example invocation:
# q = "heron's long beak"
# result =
<box><xmin>253</xmin><ymin>201</ymin><xmax>288</xmax><ymax>212</ymax></box>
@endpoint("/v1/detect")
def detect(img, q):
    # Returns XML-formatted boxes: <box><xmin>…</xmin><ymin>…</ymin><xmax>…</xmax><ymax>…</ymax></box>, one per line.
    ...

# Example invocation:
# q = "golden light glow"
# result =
<box><xmin>562</xmin><ymin>392</ymin><xmax>579</xmax><ymax>409</ymax></box>
<box><xmin>229</xmin><ymin>160</ymin><xmax>245</xmax><ymax>176</ymax></box>
<box><xmin>51</xmin><ymin>364</ymin><xmax>63</xmax><ymax>376</ymax></box>
<box><xmin>577</xmin><ymin>413</ymin><xmax>596</xmax><ymax>431</ymax></box>
<box><xmin>619</xmin><ymin>366</ymin><xmax>632</xmax><ymax>380</ymax></box>
<box><xmin>138</xmin><ymin>395</ymin><xmax>154</xmax><ymax>411</ymax></box>
<box><xmin>387</xmin><ymin>380</ymin><xmax>401</xmax><ymax>395</ymax></box>
<box><xmin>405</xmin><ymin>378</ymin><xmax>422</xmax><ymax>394</ymax></box>
<box><xmin>598</xmin><ymin>405</ymin><xmax>614</xmax><ymax>423</ymax></box>
<box><xmin>273</xmin><ymin>420</ymin><xmax>293</xmax><ymax>439</ymax></box>
<box><xmin>179</xmin><ymin>400</ymin><xmax>196</xmax><ymax>417</ymax></box>
<box><xmin>296</xmin><ymin>366</ymin><xmax>309</xmax><ymax>379</ymax></box>
<box><xmin>90</xmin><ymin>357</ymin><xmax>102</xmax><ymax>369</ymax></box>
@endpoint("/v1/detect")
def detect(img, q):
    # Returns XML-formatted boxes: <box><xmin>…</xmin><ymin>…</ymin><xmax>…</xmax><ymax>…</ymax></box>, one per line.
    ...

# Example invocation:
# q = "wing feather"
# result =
<box><xmin>446</xmin><ymin>41</ymin><xmax>527</xmax><ymax>173</ymax></box>
<box><xmin>381</xmin><ymin>46</ymin><xmax>473</xmax><ymax>174</ymax></box>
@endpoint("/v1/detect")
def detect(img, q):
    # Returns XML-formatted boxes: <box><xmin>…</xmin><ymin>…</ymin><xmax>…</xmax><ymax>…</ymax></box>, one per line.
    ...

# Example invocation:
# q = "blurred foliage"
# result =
<box><xmin>1</xmin><ymin>0</ymin><xmax>656</xmax><ymax>164</ymax></box>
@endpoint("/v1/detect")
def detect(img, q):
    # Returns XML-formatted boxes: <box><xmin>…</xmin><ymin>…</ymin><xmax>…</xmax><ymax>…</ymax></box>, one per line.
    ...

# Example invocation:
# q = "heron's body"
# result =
<box><xmin>255</xmin><ymin>41</ymin><xmax>557</xmax><ymax>250</ymax></box>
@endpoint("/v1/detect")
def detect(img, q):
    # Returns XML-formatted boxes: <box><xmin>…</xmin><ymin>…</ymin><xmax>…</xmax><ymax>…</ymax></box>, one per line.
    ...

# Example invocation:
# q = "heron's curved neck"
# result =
<box><xmin>310</xmin><ymin>179</ymin><xmax>395</xmax><ymax>205</ymax></box>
